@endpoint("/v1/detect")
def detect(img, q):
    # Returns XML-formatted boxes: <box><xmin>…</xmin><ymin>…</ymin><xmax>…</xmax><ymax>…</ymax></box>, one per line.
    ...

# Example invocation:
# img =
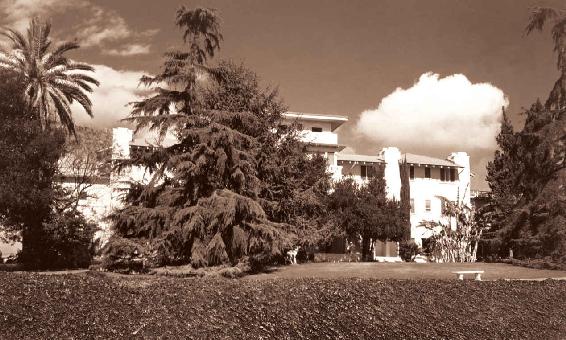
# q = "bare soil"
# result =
<box><xmin>0</xmin><ymin>270</ymin><xmax>565</xmax><ymax>339</ymax></box>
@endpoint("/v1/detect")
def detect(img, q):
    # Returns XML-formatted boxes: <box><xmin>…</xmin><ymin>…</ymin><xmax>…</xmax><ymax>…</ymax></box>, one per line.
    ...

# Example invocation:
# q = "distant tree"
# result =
<box><xmin>104</xmin><ymin>8</ymin><xmax>306</xmax><ymax>270</ymax></box>
<box><xmin>328</xmin><ymin>168</ymin><xmax>404</xmax><ymax>261</ymax></box>
<box><xmin>0</xmin><ymin>17</ymin><xmax>99</xmax><ymax>136</ymax></box>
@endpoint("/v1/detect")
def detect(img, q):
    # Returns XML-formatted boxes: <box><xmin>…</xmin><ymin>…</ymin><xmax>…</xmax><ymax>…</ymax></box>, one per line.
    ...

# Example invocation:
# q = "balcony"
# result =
<box><xmin>298</xmin><ymin>131</ymin><xmax>338</xmax><ymax>145</ymax></box>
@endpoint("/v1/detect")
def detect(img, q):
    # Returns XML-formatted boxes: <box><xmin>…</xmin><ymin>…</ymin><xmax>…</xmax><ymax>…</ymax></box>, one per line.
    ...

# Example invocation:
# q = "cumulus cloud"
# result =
<box><xmin>0</xmin><ymin>0</ymin><xmax>157</xmax><ymax>55</ymax></box>
<box><xmin>71</xmin><ymin>64</ymin><xmax>148</xmax><ymax>128</ymax></box>
<box><xmin>356</xmin><ymin>72</ymin><xmax>508</xmax><ymax>152</ymax></box>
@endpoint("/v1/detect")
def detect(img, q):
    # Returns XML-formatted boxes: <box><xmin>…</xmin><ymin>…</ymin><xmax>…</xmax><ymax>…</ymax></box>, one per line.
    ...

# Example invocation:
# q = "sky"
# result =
<box><xmin>0</xmin><ymin>0</ymin><xmax>564</xmax><ymax>190</ymax></box>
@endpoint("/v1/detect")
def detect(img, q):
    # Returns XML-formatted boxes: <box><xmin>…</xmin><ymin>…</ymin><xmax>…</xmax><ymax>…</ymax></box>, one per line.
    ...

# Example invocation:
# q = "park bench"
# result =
<box><xmin>452</xmin><ymin>270</ymin><xmax>484</xmax><ymax>281</ymax></box>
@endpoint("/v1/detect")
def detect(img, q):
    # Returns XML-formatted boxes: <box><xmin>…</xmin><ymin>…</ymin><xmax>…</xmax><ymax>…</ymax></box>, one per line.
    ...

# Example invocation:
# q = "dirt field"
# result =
<box><xmin>1</xmin><ymin>269</ymin><xmax>565</xmax><ymax>339</ymax></box>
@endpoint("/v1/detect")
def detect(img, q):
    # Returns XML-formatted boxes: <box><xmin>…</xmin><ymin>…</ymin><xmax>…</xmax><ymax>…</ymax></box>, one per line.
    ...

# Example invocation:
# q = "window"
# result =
<box><xmin>425</xmin><ymin>167</ymin><xmax>431</xmax><ymax>179</ymax></box>
<box><xmin>450</xmin><ymin>168</ymin><xmax>457</xmax><ymax>181</ymax></box>
<box><xmin>361</xmin><ymin>165</ymin><xmax>376</xmax><ymax>179</ymax></box>
<box><xmin>410</xmin><ymin>199</ymin><xmax>415</xmax><ymax>213</ymax></box>
<box><xmin>409</xmin><ymin>166</ymin><xmax>414</xmax><ymax>179</ymax></box>
<box><xmin>311</xmin><ymin>126</ymin><xmax>323</xmax><ymax>132</ymax></box>
<box><xmin>425</xmin><ymin>199</ymin><xmax>431</xmax><ymax>212</ymax></box>
<box><xmin>440</xmin><ymin>168</ymin><xmax>446</xmax><ymax>181</ymax></box>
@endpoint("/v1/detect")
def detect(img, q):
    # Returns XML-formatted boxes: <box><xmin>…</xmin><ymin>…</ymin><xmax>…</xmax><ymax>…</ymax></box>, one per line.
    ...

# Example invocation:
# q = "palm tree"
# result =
<box><xmin>526</xmin><ymin>7</ymin><xmax>566</xmax><ymax>109</ymax></box>
<box><xmin>0</xmin><ymin>17</ymin><xmax>99</xmax><ymax>136</ymax></box>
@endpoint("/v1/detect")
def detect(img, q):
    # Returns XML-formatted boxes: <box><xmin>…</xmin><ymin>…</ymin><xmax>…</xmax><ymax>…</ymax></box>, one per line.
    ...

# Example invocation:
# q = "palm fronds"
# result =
<box><xmin>0</xmin><ymin>17</ymin><xmax>98</xmax><ymax>136</ymax></box>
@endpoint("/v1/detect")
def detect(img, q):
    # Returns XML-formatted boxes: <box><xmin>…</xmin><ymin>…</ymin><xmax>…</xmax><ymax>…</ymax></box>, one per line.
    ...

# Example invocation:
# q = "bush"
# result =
<box><xmin>476</xmin><ymin>238</ymin><xmax>504</xmax><ymax>261</ymax></box>
<box><xmin>34</xmin><ymin>210</ymin><xmax>97</xmax><ymax>269</ymax></box>
<box><xmin>101</xmin><ymin>237</ymin><xmax>152</xmax><ymax>274</ymax></box>
<box><xmin>399</xmin><ymin>240</ymin><xmax>421</xmax><ymax>262</ymax></box>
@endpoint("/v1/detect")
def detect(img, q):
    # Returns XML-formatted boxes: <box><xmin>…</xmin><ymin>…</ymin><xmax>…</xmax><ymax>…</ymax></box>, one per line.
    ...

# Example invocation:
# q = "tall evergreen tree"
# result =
<box><xmin>104</xmin><ymin>8</ymin><xmax>325</xmax><ymax>270</ymax></box>
<box><xmin>486</xmin><ymin>101</ymin><xmax>565</xmax><ymax>259</ymax></box>
<box><xmin>485</xmin><ymin>108</ymin><xmax>519</xmax><ymax>233</ymax></box>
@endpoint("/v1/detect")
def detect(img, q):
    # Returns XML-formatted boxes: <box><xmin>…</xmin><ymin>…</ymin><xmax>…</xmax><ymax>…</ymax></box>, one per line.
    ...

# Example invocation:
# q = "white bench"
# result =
<box><xmin>452</xmin><ymin>270</ymin><xmax>484</xmax><ymax>281</ymax></box>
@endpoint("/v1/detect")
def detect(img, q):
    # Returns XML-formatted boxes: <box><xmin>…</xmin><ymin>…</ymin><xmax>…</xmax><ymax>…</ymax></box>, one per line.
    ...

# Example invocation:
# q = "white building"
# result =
<box><xmin>1</xmin><ymin>112</ymin><xmax>471</xmax><ymax>261</ymax></box>
<box><xmin>284</xmin><ymin>112</ymin><xmax>471</xmax><ymax>256</ymax></box>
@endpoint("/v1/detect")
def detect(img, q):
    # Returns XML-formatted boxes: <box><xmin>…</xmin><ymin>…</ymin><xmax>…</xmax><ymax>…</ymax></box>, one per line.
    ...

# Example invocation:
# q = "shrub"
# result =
<box><xmin>101</xmin><ymin>237</ymin><xmax>152</xmax><ymax>273</ymax></box>
<box><xmin>399</xmin><ymin>240</ymin><xmax>421</xmax><ymax>262</ymax></box>
<box><xmin>36</xmin><ymin>210</ymin><xmax>98</xmax><ymax>269</ymax></box>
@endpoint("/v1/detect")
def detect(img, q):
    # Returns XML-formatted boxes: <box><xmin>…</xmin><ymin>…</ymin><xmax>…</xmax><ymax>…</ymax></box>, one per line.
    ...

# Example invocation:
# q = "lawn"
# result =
<box><xmin>249</xmin><ymin>262</ymin><xmax>566</xmax><ymax>280</ymax></box>
<box><xmin>1</xmin><ymin>267</ymin><xmax>565</xmax><ymax>339</ymax></box>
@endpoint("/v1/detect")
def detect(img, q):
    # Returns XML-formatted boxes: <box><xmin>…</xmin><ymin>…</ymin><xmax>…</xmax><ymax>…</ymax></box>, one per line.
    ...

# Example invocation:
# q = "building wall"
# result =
<box><xmin>409</xmin><ymin>177</ymin><xmax>460</xmax><ymax>245</ymax></box>
<box><xmin>284</xmin><ymin>117</ymin><xmax>339</xmax><ymax>145</ymax></box>
<box><xmin>378</xmin><ymin>147</ymin><xmax>471</xmax><ymax>246</ymax></box>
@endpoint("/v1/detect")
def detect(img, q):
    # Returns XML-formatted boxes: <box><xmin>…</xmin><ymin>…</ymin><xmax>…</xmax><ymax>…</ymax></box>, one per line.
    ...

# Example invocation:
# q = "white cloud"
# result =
<box><xmin>356</xmin><ymin>72</ymin><xmax>508</xmax><ymax>152</ymax></box>
<box><xmin>0</xmin><ymin>0</ymin><xmax>157</xmax><ymax>55</ymax></box>
<box><xmin>107</xmin><ymin>44</ymin><xmax>151</xmax><ymax>56</ymax></box>
<box><xmin>0</xmin><ymin>0</ymin><xmax>77</xmax><ymax>30</ymax></box>
<box><xmin>71</xmin><ymin>64</ymin><xmax>147</xmax><ymax>128</ymax></box>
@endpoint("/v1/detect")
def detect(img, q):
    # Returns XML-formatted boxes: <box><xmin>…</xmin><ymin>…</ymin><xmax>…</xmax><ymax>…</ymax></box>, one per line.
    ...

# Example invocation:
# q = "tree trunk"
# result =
<box><xmin>20</xmin><ymin>216</ymin><xmax>47</xmax><ymax>269</ymax></box>
<box><xmin>361</xmin><ymin>234</ymin><xmax>372</xmax><ymax>261</ymax></box>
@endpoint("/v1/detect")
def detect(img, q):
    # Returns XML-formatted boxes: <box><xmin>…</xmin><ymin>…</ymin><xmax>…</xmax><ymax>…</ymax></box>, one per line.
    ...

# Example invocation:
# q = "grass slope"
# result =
<box><xmin>1</xmin><ymin>272</ymin><xmax>565</xmax><ymax>339</ymax></box>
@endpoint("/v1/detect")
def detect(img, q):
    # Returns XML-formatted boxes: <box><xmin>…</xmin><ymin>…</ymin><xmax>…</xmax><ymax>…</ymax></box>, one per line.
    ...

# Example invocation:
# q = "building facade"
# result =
<box><xmin>1</xmin><ymin>112</ymin><xmax>472</xmax><ymax>260</ymax></box>
<box><xmin>284</xmin><ymin>112</ymin><xmax>472</xmax><ymax>256</ymax></box>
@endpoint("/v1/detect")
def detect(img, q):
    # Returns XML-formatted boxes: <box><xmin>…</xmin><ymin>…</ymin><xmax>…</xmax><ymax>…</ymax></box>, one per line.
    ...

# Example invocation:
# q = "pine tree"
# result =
<box><xmin>485</xmin><ymin>108</ymin><xmax>519</xmax><ymax>234</ymax></box>
<box><xmin>104</xmin><ymin>8</ymin><xmax>330</xmax><ymax>270</ymax></box>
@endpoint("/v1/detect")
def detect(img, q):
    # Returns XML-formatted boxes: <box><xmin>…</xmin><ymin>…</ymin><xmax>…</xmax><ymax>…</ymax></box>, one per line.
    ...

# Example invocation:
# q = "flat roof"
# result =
<box><xmin>283</xmin><ymin>111</ymin><xmax>348</xmax><ymax>131</ymax></box>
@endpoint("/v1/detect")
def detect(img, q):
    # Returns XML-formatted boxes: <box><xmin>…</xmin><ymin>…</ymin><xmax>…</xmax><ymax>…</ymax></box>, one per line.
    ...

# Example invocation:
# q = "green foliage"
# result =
<box><xmin>0</xmin><ymin>17</ymin><xmax>99</xmax><ymax>136</ymax></box>
<box><xmin>485</xmin><ymin>100</ymin><xmax>565</xmax><ymax>261</ymax></box>
<box><xmin>101</xmin><ymin>236</ymin><xmax>150</xmax><ymax>273</ymax></box>
<box><xmin>104</xmin><ymin>8</ymin><xmax>328</xmax><ymax>271</ymax></box>
<box><xmin>0</xmin><ymin>71</ymin><xmax>67</xmax><ymax>267</ymax></box>
<box><xmin>422</xmin><ymin>199</ymin><xmax>483</xmax><ymax>262</ymax></box>
<box><xmin>399</xmin><ymin>240</ymin><xmax>421</xmax><ymax>262</ymax></box>
<box><xmin>37</xmin><ymin>209</ymin><xmax>98</xmax><ymax>269</ymax></box>
<box><xmin>328</xmin><ymin>168</ymin><xmax>405</xmax><ymax>261</ymax></box>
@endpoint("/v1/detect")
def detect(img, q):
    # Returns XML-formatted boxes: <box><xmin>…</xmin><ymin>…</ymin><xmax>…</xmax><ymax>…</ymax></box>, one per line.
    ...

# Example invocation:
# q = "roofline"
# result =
<box><xmin>306</xmin><ymin>143</ymin><xmax>346</xmax><ymax>152</ymax></box>
<box><xmin>401</xmin><ymin>153</ymin><xmax>462</xmax><ymax>168</ymax></box>
<box><xmin>283</xmin><ymin>111</ymin><xmax>348</xmax><ymax>131</ymax></box>
<box><xmin>404</xmin><ymin>161</ymin><xmax>463</xmax><ymax>168</ymax></box>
